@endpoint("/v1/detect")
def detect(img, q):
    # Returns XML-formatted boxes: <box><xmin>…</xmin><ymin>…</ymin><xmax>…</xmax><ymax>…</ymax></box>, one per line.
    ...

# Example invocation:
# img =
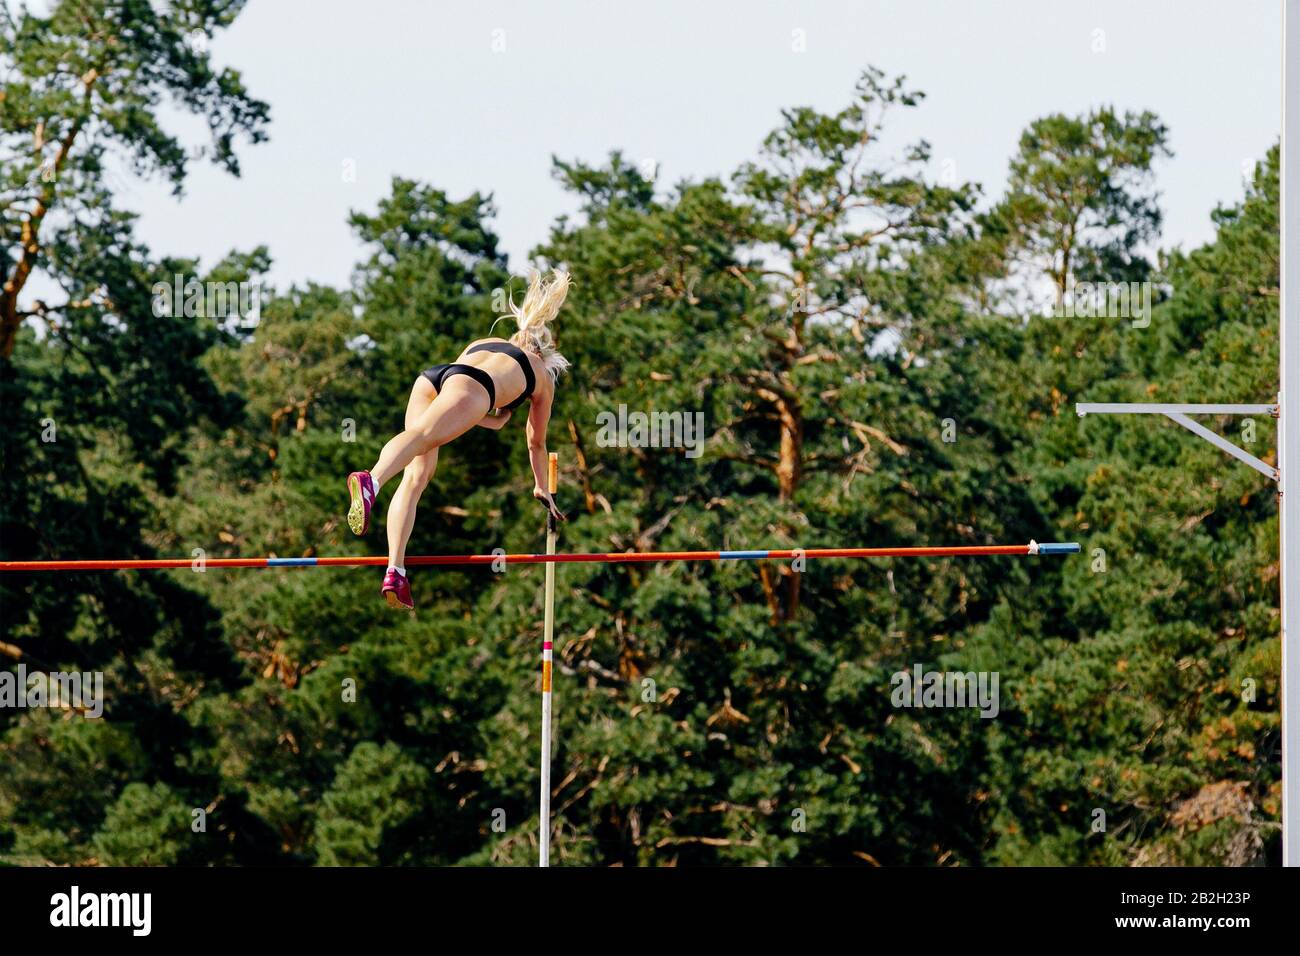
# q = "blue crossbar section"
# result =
<box><xmin>266</xmin><ymin>557</ymin><xmax>320</xmax><ymax>567</ymax></box>
<box><xmin>1038</xmin><ymin>543</ymin><xmax>1080</xmax><ymax>555</ymax></box>
<box><xmin>720</xmin><ymin>550</ymin><xmax>771</xmax><ymax>560</ymax></box>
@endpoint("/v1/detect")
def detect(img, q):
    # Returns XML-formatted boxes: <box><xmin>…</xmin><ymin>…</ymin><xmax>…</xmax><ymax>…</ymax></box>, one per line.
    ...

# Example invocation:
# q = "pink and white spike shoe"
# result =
<box><xmin>346</xmin><ymin>471</ymin><xmax>377</xmax><ymax>536</ymax></box>
<box><xmin>381</xmin><ymin>568</ymin><xmax>413</xmax><ymax>609</ymax></box>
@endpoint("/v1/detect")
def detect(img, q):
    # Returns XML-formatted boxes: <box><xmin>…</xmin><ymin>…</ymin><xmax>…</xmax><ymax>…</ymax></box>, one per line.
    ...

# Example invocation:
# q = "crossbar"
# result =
<box><xmin>0</xmin><ymin>543</ymin><xmax>1082</xmax><ymax>573</ymax></box>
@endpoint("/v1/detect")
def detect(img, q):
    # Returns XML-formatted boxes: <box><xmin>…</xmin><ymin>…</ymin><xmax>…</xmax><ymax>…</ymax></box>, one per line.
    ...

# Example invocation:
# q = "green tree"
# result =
<box><xmin>92</xmin><ymin>781</ymin><xmax>192</xmax><ymax>866</ymax></box>
<box><xmin>314</xmin><ymin>742</ymin><xmax>431</xmax><ymax>866</ymax></box>
<box><xmin>990</xmin><ymin>107</ymin><xmax>1170</xmax><ymax>304</ymax></box>
<box><xmin>1</xmin><ymin>0</ymin><xmax>267</xmax><ymax>865</ymax></box>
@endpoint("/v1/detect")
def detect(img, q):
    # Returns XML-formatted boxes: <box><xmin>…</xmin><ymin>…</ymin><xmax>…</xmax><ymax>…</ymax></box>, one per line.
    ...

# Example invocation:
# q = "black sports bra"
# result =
<box><xmin>466</xmin><ymin>341</ymin><xmax>536</xmax><ymax>411</ymax></box>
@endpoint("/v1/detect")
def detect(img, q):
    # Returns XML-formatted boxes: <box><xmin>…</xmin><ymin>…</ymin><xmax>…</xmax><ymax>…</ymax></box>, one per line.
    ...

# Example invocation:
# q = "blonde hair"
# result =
<box><xmin>500</xmin><ymin>269</ymin><xmax>572</xmax><ymax>380</ymax></box>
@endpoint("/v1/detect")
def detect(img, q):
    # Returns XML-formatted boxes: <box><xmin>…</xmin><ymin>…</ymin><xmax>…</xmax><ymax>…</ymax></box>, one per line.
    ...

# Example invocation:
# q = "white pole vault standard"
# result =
<box><xmin>1283</xmin><ymin>3</ymin><xmax>1300</xmax><ymax>867</ymax></box>
<box><xmin>539</xmin><ymin>452</ymin><xmax>559</xmax><ymax>868</ymax></box>
<box><xmin>1075</xmin><ymin>398</ymin><xmax>1287</xmax><ymax>859</ymax></box>
<box><xmin>1077</xmin><ymin>60</ymin><xmax>1300</xmax><ymax>867</ymax></box>
<box><xmin>1077</xmin><ymin>14</ymin><xmax>1300</xmax><ymax>864</ymax></box>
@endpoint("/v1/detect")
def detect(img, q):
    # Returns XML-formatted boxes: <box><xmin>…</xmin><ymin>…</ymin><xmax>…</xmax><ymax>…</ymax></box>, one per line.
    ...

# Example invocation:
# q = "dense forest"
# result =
<box><xmin>0</xmin><ymin>1</ymin><xmax>1281</xmax><ymax>865</ymax></box>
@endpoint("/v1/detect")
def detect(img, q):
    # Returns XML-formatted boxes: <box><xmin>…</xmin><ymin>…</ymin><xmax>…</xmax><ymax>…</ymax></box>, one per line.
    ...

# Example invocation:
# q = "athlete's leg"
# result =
<box><xmin>368</xmin><ymin>378</ymin><xmax>490</xmax><ymax>489</ymax></box>
<box><xmin>386</xmin><ymin>378</ymin><xmax>440</xmax><ymax>569</ymax></box>
<box><xmin>386</xmin><ymin>448</ymin><xmax>437</xmax><ymax>570</ymax></box>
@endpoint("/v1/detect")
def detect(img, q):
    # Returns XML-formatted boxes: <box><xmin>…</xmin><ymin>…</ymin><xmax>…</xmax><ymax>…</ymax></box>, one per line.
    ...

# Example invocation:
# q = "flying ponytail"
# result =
<box><xmin>504</xmin><ymin>269</ymin><xmax>571</xmax><ymax>380</ymax></box>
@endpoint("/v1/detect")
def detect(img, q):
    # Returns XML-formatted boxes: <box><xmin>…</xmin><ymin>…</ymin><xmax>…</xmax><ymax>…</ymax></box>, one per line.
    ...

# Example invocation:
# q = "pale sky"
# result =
<box><xmin>110</xmin><ymin>0</ymin><xmax>1281</xmax><ymax>292</ymax></box>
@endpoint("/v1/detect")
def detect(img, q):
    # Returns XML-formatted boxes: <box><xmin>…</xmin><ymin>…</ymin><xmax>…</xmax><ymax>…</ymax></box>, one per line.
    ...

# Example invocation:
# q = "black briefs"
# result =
<box><xmin>421</xmin><ymin>342</ymin><xmax>537</xmax><ymax>412</ymax></box>
<box><xmin>420</xmin><ymin>362</ymin><xmax>496</xmax><ymax>409</ymax></box>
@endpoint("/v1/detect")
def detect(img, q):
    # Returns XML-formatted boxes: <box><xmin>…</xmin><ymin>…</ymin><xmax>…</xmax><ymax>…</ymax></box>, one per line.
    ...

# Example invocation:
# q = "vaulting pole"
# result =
<box><xmin>539</xmin><ymin>451</ymin><xmax>559</xmax><ymax>867</ymax></box>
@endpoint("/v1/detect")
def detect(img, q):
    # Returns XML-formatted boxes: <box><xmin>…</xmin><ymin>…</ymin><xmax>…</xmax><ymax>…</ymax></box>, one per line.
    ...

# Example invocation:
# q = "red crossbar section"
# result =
<box><xmin>0</xmin><ymin>544</ymin><xmax>1052</xmax><ymax>572</ymax></box>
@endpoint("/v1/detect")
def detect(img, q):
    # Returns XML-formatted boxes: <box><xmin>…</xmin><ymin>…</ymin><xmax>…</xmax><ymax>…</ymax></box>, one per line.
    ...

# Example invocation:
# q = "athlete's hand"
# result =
<box><xmin>533</xmin><ymin>488</ymin><xmax>566</xmax><ymax>523</ymax></box>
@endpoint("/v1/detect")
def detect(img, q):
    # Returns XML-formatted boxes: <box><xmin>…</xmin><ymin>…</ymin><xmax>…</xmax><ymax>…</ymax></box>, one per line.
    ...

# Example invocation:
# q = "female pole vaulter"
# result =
<box><xmin>346</xmin><ymin>270</ymin><xmax>571</xmax><ymax>608</ymax></box>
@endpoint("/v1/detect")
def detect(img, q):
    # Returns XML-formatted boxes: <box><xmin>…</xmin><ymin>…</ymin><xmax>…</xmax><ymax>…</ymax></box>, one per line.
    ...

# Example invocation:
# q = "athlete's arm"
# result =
<box><xmin>526</xmin><ymin>384</ymin><xmax>564</xmax><ymax>521</ymax></box>
<box><xmin>476</xmin><ymin>409</ymin><xmax>511</xmax><ymax>430</ymax></box>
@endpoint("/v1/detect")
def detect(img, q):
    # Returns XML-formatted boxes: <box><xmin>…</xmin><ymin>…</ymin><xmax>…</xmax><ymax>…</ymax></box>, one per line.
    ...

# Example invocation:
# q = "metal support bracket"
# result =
<box><xmin>1075</xmin><ymin>402</ymin><xmax>1280</xmax><ymax>482</ymax></box>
